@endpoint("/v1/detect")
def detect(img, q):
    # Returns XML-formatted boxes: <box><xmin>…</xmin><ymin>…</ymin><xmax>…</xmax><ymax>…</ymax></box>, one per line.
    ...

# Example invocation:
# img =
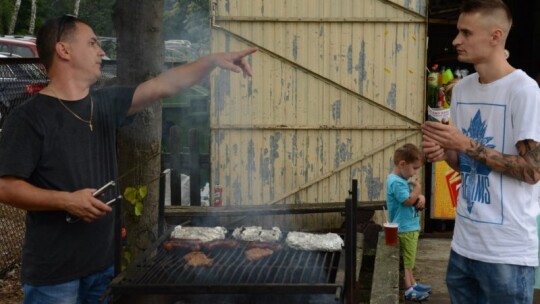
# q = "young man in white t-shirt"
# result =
<box><xmin>422</xmin><ymin>0</ymin><xmax>540</xmax><ymax>303</ymax></box>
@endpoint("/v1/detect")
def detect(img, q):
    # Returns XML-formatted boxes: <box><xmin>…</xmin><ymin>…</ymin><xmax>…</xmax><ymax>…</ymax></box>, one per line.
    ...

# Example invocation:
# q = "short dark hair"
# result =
<box><xmin>460</xmin><ymin>0</ymin><xmax>512</xmax><ymax>25</ymax></box>
<box><xmin>393</xmin><ymin>143</ymin><xmax>423</xmax><ymax>165</ymax></box>
<box><xmin>36</xmin><ymin>15</ymin><xmax>87</xmax><ymax>70</ymax></box>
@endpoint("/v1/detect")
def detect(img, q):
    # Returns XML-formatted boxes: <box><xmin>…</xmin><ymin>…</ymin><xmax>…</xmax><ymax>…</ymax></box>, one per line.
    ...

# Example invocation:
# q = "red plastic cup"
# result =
<box><xmin>383</xmin><ymin>223</ymin><xmax>398</xmax><ymax>246</ymax></box>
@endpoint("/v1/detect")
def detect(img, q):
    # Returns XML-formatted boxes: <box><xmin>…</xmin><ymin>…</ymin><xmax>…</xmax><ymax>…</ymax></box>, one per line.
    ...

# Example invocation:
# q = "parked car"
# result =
<box><xmin>97</xmin><ymin>36</ymin><xmax>117</xmax><ymax>60</ymax></box>
<box><xmin>0</xmin><ymin>62</ymin><xmax>48</xmax><ymax>128</ymax></box>
<box><xmin>0</xmin><ymin>36</ymin><xmax>39</xmax><ymax>58</ymax></box>
<box><xmin>165</xmin><ymin>40</ymin><xmax>197</xmax><ymax>63</ymax></box>
<box><xmin>0</xmin><ymin>52</ymin><xmax>20</xmax><ymax>58</ymax></box>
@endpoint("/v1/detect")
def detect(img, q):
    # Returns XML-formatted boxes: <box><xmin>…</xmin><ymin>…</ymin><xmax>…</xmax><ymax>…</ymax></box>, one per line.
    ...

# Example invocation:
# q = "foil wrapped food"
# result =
<box><xmin>170</xmin><ymin>226</ymin><xmax>227</xmax><ymax>242</ymax></box>
<box><xmin>285</xmin><ymin>232</ymin><xmax>344</xmax><ymax>252</ymax></box>
<box><xmin>232</xmin><ymin>226</ymin><xmax>282</xmax><ymax>242</ymax></box>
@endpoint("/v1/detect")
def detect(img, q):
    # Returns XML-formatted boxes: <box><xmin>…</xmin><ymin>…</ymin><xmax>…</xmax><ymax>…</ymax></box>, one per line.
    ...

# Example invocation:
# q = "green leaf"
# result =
<box><xmin>138</xmin><ymin>186</ymin><xmax>148</xmax><ymax>199</ymax></box>
<box><xmin>123</xmin><ymin>250</ymin><xmax>131</xmax><ymax>263</ymax></box>
<box><xmin>135</xmin><ymin>202</ymin><xmax>144</xmax><ymax>216</ymax></box>
<box><xmin>124</xmin><ymin>187</ymin><xmax>138</xmax><ymax>202</ymax></box>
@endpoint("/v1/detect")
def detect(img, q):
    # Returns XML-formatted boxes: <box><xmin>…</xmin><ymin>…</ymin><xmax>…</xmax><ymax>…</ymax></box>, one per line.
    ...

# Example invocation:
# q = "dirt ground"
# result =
<box><xmin>0</xmin><ymin>205</ymin><xmax>25</xmax><ymax>304</ymax></box>
<box><xmin>0</xmin><ymin>264</ymin><xmax>23</xmax><ymax>304</ymax></box>
<box><xmin>413</xmin><ymin>235</ymin><xmax>540</xmax><ymax>304</ymax></box>
<box><xmin>412</xmin><ymin>236</ymin><xmax>452</xmax><ymax>303</ymax></box>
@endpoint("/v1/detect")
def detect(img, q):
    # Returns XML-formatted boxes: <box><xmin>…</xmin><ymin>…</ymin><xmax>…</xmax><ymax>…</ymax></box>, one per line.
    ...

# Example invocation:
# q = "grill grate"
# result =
<box><xmin>111</xmin><ymin>228</ymin><xmax>344</xmax><ymax>296</ymax></box>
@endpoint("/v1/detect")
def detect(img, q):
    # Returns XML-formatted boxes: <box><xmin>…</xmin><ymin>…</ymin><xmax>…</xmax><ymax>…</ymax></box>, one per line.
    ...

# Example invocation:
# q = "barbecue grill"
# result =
<box><xmin>109</xmin><ymin>179</ymin><xmax>360</xmax><ymax>304</ymax></box>
<box><xmin>112</xmin><ymin>227</ymin><xmax>344</xmax><ymax>293</ymax></box>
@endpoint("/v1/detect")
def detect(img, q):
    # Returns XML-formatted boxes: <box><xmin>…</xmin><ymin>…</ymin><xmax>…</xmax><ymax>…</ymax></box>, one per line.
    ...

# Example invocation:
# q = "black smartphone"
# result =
<box><xmin>93</xmin><ymin>180</ymin><xmax>116</xmax><ymax>197</ymax></box>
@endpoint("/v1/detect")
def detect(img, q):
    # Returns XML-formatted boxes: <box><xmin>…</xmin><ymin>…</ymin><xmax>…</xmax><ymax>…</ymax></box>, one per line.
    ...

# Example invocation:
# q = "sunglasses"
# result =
<box><xmin>56</xmin><ymin>14</ymin><xmax>78</xmax><ymax>42</ymax></box>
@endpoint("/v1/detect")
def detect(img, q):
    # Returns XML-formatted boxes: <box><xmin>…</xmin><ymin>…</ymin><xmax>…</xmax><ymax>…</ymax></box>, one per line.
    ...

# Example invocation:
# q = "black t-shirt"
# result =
<box><xmin>0</xmin><ymin>85</ymin><xmax>135</xmax><ymax>285</ymax></box>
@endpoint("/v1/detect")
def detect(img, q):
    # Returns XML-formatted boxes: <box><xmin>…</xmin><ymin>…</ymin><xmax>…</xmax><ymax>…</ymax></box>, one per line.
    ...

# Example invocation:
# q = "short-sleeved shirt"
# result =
<box><xmin>0</xmin><ymin>86</ymin><xmax>135</xmax><ymax>285</ymax></box>
<box><xmin>386</xmin><ymin>173</ymin><xmax>420</xmax><ymax>233</ymax></box>
<box><xmin>450</xmin><ymin>70</ymin><xmax>540</xmax><ymax>266</ymax></box>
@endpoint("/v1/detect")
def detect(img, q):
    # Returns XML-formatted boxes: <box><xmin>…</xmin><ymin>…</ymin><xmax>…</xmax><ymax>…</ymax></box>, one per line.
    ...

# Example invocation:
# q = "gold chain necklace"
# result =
<box><xmin>49</xmin><ymin>87</ymin><xmax>93</xmax><ymax>131</ymax></box>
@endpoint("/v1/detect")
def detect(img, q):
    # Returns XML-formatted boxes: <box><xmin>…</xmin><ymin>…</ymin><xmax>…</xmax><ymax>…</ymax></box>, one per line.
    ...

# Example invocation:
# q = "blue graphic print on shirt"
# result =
<box><xmin>458</xmin><ymin>111</ymin><xmax>494</xmax><ymax>213</ymax></box>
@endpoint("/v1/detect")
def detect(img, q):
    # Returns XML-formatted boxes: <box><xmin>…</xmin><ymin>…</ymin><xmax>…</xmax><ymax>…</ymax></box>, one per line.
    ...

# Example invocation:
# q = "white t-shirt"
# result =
<box><xmin>450</xmin><ymin>69</ymin><xmax>540</xmax><ymax>266</ymax></box>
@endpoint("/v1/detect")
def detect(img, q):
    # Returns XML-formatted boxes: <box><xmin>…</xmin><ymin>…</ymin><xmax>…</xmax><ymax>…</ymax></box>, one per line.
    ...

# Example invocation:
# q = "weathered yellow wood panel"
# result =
<box><xmin>211</xmin><ymin>0</ymin><xmax>427</xmax><ymax>230</ymax></box>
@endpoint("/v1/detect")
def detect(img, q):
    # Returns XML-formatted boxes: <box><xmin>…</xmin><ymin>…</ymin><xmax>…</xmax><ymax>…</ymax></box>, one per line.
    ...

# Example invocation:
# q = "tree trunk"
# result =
<box><xmin>8</xmin><ymin>0</ymin><xmax>22</xmax><ymax>34</ymax></box>
<box><xmin>113</xmin><ymin>0</ymin><xmax>164</xmax><ymax>261</ymax></box>
<box><xmin>73</xmin><ymin>0</ymin><xmax>81</xmax><ymax>16</ymax></box>
<box><xmin>28</xmin><ymin>0</ymin><xmax>37</xmax><ymax>35</ymax></box>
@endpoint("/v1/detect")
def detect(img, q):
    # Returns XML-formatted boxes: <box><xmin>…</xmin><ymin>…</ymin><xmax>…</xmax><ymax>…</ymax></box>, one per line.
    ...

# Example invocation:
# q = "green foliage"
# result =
<box><xmin>164</xmin><ymin>0</ymin><xmax>210</xmax><ymax>44</ymax></box>
<box><xmin>3</xmin><ymin>0</ymin><xmax>210</xmax><ymax>54</ymax></box>
<box><xmin>4</xmin><ymin>0</ymin><xmax>115</xmax><ymax>37</ymax></box>
<box><xmin>121</xmin><ymin>247</ymin><xmax>131</xmax><ymax>271</ymax></box>
<box><xmin>0</xmin><ymin>0</ymin><xmax>13</xmax><ymax>34</ymax></box>
<box><xmin>164</xmin><ymin>1</ymin><xmax>184</xmax><ymax>40</ymax></box>
<box><xmin>123</xmin><ymin>185</ymin><xmax>148</xmax><ymax>217</ymax></box>
<box><xmin>13</xmin><ymin>0</ymin><xmax>31</xmax><ymax>35</ymax></box>
<box><xmin>121</xmin><ymin>185</ymin><xmax>148</xmax><ymax>270</ymax></box>
<box><xmin>79</xmin><ymin>0</ymin><xmax>115</xmax><ymax>37</ymax></box>
<box><xmin>183</xmin><ymin>0</ymin><xmax>210</xmax><ymax>43</ymax></box>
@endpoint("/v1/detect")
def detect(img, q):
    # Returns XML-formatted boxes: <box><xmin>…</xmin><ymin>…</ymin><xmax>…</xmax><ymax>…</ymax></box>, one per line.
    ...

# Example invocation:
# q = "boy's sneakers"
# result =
<box><xmin>404</xmin><ymin>289</ymin><xmax>429</xmax><ymax>302</ymax></box>
<box><xmin>413</xmin><ymin>283</ymin><xmax>432</xmax><ymax>293</ymax></box>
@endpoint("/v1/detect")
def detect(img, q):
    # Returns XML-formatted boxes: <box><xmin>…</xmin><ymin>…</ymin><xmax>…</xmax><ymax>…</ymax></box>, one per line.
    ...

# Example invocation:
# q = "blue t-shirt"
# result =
<box><xmin>386</xmin><ymin>173</ymin><xmax>420</xmax><ymax>233</ymax></box>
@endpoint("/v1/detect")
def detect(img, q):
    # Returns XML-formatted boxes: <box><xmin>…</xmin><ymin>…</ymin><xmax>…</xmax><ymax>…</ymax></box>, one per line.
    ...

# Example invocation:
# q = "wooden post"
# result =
<box><xmin>345</xmin><ymin>180</ymin><xmax>358</xmax><ymax>303</ymax></box>
<box><xmin>189</xmin><ymin>128</ymin><xmax>201</xmax><ymax>205</ymax></box>
<box><xmin>168</xmin><ymin>125</ymin><xmax>181</xmax><ymax>205</ymax></box>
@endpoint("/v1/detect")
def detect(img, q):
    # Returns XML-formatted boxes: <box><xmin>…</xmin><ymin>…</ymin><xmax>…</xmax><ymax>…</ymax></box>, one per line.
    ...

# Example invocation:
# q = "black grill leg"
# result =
<box><xmin>345</xmin><ymin>179</ymin><xmax>358</xmax><ymax>303</ymax></box>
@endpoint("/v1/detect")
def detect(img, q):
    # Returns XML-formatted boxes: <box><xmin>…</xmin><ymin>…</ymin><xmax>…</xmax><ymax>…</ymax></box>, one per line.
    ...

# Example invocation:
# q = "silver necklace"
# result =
<box><xmin>49</xmin><ymin>87</ymin><xmax>93</xmax><ymax>131</ymax></box>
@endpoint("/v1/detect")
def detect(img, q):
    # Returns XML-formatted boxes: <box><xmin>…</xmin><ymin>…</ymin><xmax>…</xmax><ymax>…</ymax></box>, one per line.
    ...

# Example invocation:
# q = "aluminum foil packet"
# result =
<box><xmin>285</xmin><ymin>232</ymin><xmax>344</xmax><ymax>252</ymax></box>
<box><xmin>170</xmin><ymin>226</ymin><xmax>227</xmax><ymax>242</ymax></box>
<box><xmin>232</xmin><ymin>226</ymin><xmax>282</xmax><ymax>242</ymax></box>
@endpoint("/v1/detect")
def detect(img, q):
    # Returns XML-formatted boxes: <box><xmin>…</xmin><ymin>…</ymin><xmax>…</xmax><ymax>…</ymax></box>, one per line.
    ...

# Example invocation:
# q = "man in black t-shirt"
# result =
<box><xmin>0</xmin><ymin>15</ymin><xmax>256</xmax><ymax>304</ymax></box>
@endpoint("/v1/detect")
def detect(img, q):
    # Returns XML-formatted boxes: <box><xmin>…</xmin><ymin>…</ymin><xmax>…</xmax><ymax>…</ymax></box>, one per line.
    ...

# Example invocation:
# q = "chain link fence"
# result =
<box><xmin>0</xmin><ymin>58</ymin><xmax>46</xmax><ymax>275</ymax></box>
<box><xmin>0</xmin><ymin>204</ymin><xmax>25</xmax><ymax>276</ymax></box>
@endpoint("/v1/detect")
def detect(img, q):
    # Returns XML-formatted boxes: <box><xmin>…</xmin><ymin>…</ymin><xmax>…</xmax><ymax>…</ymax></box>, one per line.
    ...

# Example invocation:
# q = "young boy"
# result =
<box><xmin>386</xmin><ymin>143</ymin><xmax>431</xmax><ymax>301</ymax></box>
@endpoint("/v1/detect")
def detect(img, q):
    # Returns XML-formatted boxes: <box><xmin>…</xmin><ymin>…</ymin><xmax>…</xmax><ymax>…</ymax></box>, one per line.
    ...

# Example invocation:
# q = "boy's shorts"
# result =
<box><xmin>398</xmin><ymin>230</ymin><xmax>419</xmax><ymax>269</ymax></box>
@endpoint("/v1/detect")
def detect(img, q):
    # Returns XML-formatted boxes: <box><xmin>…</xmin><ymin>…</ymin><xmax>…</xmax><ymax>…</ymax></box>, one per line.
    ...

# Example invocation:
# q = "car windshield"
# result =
<box><xmin>0</xmin><ymin>42</ymin><xmax>35</xmax><ymax>58</ymax></box>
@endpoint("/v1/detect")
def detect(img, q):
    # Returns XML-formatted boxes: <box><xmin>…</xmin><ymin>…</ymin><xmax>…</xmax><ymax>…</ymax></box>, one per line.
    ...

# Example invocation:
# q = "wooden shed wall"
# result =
<box><xmin>210</xmin><ymin>0</ymin><xmax>427</xmax><ymax>230</ymax></box>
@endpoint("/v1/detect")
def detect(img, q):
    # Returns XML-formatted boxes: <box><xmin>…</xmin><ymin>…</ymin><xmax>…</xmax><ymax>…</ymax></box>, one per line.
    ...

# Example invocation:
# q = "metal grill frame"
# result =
<box><xmin>110</xmin><ymin>178</ymin><xmax>361</xmax><ymax>303</ymax></box>
<box><xmin>111</xmin><ymin>227</ymin><xmax>346</xmax><ymax>296</ymax></box>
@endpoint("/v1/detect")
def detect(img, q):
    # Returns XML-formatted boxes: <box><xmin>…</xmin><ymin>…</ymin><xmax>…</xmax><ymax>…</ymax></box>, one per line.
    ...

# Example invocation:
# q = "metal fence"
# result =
<box><xmin>0</xmin><ymin>58</ymin><xmax>45</xmax><ymax>274</ymax></box>
<box><xmin>0</xmin><ymin>204</ymin><xmax>25</xmax><ymax>275</ymax></box>
<box><xmin>0</xmin><ymin>58</ymin><xmax>117</xmax><ymax>274</ymax></box>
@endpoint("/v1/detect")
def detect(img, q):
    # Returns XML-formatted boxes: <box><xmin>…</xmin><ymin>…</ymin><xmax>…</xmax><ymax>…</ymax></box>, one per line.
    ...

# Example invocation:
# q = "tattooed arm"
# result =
<box><xmin>465</xmin><ymin>138</ymin><xmax>540</xmax><ymax>184</ymax></box>
<box><xmin>422</xmin><ymin>121</ymin><xmax>540</xmax><ymax>184</ymax></box>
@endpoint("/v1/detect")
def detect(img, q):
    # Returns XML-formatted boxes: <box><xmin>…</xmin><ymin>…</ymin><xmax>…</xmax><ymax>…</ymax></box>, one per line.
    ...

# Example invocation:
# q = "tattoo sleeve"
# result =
<box><xmin>465</xmin><ymin>139</ymin><xmax>540</xmax><ymax>184</ymax></box>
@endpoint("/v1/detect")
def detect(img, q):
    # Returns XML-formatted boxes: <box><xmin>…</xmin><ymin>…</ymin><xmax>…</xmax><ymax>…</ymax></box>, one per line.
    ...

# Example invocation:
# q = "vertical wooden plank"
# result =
<box><xmin>229</xmin><ymin>0</ymin><xmax>247</xmax><ymax>206</ymax></box>
<box><xmin>209</xmin><ymin>0</ymin><xmax>427</xmax><ymax>230</ymax></box>
<box><xmin>408</xmin><ymin>22</ymin><xmax>425</xmax><ymax>122</ymax></box>
<box><xmin>309</xmin><ymin>1</ymin><xmax>323</xmax><ymax>206</ymax></box>
<box><xmin>211</xmin><ymin>7</ymin><xmax>228</xmax><ymax>201</ymax></box>
<box><xmin>375</xmin><ymin>3</ymin><xmax>397</xmax><ymax>203</ymax></box>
